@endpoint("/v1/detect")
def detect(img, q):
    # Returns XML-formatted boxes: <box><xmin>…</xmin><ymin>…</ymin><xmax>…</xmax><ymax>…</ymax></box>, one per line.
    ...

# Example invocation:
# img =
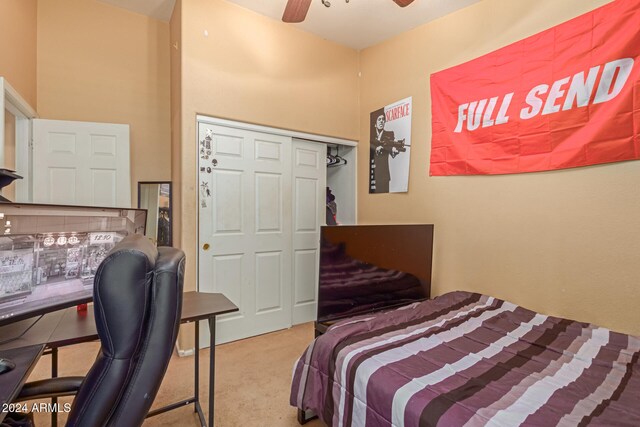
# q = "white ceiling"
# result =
<box><xmin>226</xmin><ymin>0</ymin><xmax>482</xmax><ymax>49</ymax></box>
<box><xmin>96</xmin><ymin>0</ymin><xmax>481</xmax><ymax>50</ymax></box>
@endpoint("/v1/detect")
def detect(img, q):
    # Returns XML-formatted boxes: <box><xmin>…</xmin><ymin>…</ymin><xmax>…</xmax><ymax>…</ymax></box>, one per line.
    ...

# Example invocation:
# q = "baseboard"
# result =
<box><xmin>176</xmin><ymin>345</ymin><xmax>194</xmax><ymax>357</ymax></box>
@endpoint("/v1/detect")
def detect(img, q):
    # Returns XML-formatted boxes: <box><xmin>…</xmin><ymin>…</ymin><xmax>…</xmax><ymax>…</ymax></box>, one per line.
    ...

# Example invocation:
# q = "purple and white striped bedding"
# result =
<box><xmin>291</xmin><ymin>291</ymin><xmax>640</xmax><ymax>426</ymax></box>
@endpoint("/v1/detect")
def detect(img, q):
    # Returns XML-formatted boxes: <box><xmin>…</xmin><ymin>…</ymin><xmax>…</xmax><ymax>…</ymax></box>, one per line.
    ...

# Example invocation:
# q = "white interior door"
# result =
<box><xmin>198</xmin><ymin>123</ymin><xmax>292</xmax><ymax>345</ymax></box>
<box><xmin>292</xmin><ymin>139</ymin><xmax>325</xmax><ymax>325</ymax></box>
<box><xmin>32</xmin><ymin>119</ymin><xmax>131</xmax><ymax>207</ymax></box>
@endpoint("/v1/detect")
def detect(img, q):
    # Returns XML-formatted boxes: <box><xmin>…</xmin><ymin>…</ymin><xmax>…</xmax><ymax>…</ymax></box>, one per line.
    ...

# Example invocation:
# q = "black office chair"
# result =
<box><xmin>16</xmin><ymin>234</ymin><xmax>185</xmax><ymax>426</ymax></box>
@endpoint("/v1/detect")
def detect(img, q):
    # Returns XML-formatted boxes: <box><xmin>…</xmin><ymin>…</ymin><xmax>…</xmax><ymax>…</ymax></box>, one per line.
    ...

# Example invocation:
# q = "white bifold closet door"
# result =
<box><xmin>198</xmin><ymin>123</ymin><xmax>324</xmax><ymax>345</ymax></box>
<box><xmin>291</xmin><ymin>139</ymin><xmax>326</xmax><ymax>325</ymax></box>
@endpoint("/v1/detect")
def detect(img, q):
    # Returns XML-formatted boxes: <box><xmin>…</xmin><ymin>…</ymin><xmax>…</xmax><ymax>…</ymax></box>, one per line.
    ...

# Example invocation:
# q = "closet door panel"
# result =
<box><xmin>199</xmin><ymin>123</ymin><xmax>292</xmax><ymax>345</ymax></box>
<box><xmin>255</xmin><ymin>172</ymin><xmax>282</xmax><ymax>233</ymax></box>
<box><xmin>255</xmin><ymin>251</ymin><xmax>284</xmax><ymax>313</ymax></box>
<box><xmin>292</xmin><ymin>139</ymin><xmax>326</xmax><ymax>325</ymax></box>
<box><xmin>295</xmin><ymin>177</ymin><xmax>319</xmax><ymax>232</ymax></box>
<box><xmin>294</xmin><ymin>249</ymin><xmax>317</xmax><ymax>306</ymax></box>
<box><xmin>214</xmin><ymin>170</ymin><xmax>244</xmax><ymax>234</ymax></box>
<box><xmin>210</xmin><ymin>254</ymin><xmax>244</xmax><ymax>322</ymax></box>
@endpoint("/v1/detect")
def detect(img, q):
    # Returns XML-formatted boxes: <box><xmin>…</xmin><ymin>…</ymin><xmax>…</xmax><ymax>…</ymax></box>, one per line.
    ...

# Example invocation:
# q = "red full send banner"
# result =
<box><xmin>430</xmin><ymin>0</ymin><xmax>640</xmax><ymax>176</ymax></box>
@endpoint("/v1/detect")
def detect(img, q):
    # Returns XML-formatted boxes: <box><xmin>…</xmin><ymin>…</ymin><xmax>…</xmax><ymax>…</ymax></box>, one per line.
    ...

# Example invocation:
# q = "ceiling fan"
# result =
<box><xmin>282</xmin><ymin>0</ymin><xmax>415</xmax><ymax>23</ymax></box>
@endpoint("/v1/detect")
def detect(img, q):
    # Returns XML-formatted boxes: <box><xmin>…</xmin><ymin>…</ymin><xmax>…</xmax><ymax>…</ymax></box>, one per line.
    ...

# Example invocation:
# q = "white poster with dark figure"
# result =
<box><xmin>369</xmin><ymin>97</ymin><xmax>412</xmax><ymax>193</ymax></box>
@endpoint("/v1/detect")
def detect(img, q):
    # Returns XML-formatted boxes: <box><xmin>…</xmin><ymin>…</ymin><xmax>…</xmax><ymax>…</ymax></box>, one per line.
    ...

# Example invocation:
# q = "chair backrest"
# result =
<box><xmin>65</xmin><ymin>234</ymin><xmax>185</xmax><ymax>427</ymax></box>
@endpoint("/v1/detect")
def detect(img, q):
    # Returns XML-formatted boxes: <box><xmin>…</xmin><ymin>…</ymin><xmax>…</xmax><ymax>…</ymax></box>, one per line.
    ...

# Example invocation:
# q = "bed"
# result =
<box><xmin>291</xmin><ymin>291</ymin><xmax>640</xmax><ymax>426</ymax></box>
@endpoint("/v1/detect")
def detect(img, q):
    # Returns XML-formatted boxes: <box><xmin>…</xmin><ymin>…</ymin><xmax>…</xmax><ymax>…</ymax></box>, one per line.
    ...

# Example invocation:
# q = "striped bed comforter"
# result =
<box><xmin>290</xmin><ymin>291</ymin><xmax>640</xmax><ymax>426</ymax></box>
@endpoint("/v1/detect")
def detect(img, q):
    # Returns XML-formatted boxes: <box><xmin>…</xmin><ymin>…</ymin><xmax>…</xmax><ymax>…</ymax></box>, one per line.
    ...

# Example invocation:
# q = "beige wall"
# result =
<box><xmin>0</xmin><ymin>0</ymin><xmax>37</xmax><ymax>108</ymax></box>
<box><xmin>171</xmin><ymin>0</ymin><xmax>191</xmax><ymax>350</ymax></box>
<box><xmin>171</xmin><ymin>0</ymin><xmax>183</xmax><ymax>259</ymax></box>
<box><xmin>357</xmin><ymin>0</ymin><xmax>640</xmax><ymax>335</ymax></box>
<box><xmin>177</xmin><ymin>0</ymin><xmax>360</xmax><ymax>292</ymax></box>
<box><xmin>37</xmin><ymin>0</ymin><xmax>171</xmax><ymax>205</ymax></box>
<box><xmin>0</xmin><ymin>0</ymin><xmax>36</xmax><ymax>198</ymax></box>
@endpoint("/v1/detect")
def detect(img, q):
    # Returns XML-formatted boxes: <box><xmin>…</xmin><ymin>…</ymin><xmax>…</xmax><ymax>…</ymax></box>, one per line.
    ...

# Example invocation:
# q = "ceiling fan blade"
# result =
<box><xmin>282</xmin><ymin>0</ymin><xmax>312</xmax><ymax>23</ymax></box>
<box><xmin>392</xmin><ymin>0</ymin><xmax>415</xmax><ymax>7</ymax></box>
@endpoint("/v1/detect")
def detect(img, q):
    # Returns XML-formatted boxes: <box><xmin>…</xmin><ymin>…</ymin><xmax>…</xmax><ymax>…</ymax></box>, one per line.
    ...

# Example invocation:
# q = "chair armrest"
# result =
<box><xmin>15</xmin><ymin>376</ymin><xmax>85</xmax><ymax>402</ymax></box>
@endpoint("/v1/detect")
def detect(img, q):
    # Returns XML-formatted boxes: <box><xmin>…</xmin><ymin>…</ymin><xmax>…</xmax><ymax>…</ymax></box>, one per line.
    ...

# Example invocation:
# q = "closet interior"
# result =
<box><xmin>325</xmin><ymin>143</ymin><xmax>356</xmax><ymax>226</ymax></box>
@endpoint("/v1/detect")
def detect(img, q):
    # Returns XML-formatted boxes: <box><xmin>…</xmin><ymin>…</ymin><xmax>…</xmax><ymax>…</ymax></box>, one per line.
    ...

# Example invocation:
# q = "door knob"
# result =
<box><xmin>202</xmin><ymin>243</ymin><xmax>210</xmax><ymax>250</ymax></box>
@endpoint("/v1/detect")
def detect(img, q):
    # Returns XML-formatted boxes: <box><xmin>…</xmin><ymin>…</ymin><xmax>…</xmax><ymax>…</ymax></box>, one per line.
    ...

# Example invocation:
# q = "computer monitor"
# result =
<box><xmin>0</xmin><ymin>203</ymin><xmax>147</xmax><ymax>327</ymax></box>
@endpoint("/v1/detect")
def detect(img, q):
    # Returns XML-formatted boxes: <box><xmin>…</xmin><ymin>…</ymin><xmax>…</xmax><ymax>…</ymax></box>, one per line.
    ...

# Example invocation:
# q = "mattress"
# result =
<box><xmin>291</xmin><ymin>291</ymin><xmax>640</xmax><ymax>426</ymax></box>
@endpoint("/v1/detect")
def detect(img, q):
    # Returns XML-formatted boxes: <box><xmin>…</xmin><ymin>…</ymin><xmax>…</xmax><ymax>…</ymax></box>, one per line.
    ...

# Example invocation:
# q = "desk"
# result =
<box><xmin>0</xmin><ymin>292</ymin><xmax>237</xmax><ymax>427</ymax></box>
<box><xmin>0</xmin><ymin>344</ymin><xmax>45</xmax><ymax>421</ymax></box>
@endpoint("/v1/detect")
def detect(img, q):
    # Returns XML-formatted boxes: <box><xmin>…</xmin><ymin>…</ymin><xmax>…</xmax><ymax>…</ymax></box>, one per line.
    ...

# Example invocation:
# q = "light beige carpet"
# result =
<box><xmin>28</xmin><ymin>322</ymin><xmax>324</xmax><ymax>426</ymax></box>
